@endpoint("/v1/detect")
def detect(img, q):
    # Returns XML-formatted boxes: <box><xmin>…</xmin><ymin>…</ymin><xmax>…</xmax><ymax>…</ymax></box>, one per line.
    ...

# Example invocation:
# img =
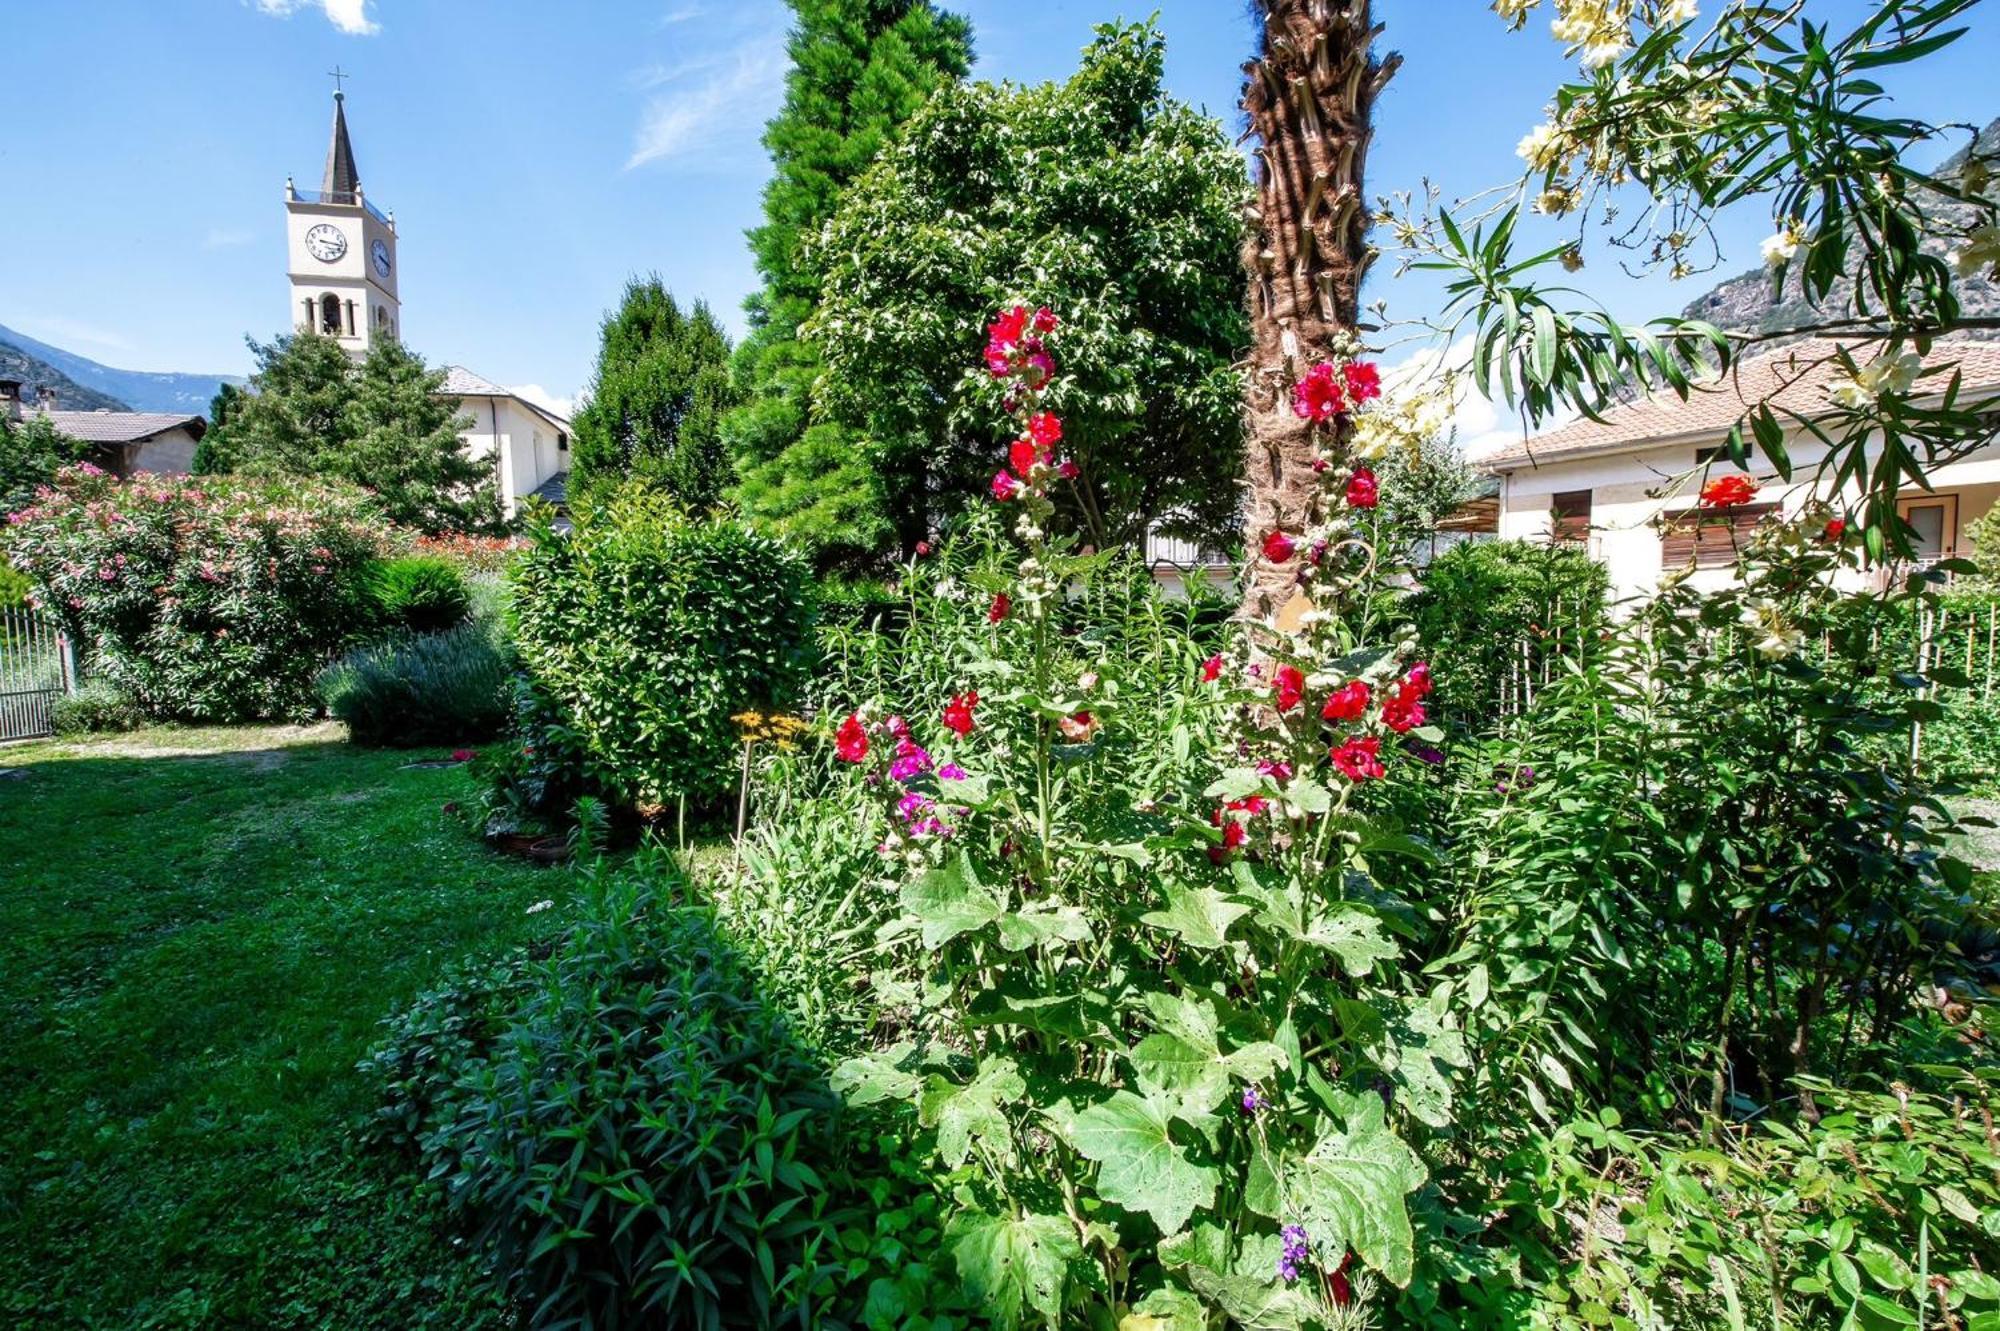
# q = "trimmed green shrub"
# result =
<box><xmin>2</xmin><ymin>466</ymin><xmax>380</xmax><ymax>721</ymax></box>
<box><xmin>50</xmin><ymin>679</ymin><xmax>144</xmax><ymax>736</ymax></box>
<box><xmin>377</xmin><ymin>872</ymin><xmax>845</xmax><ymax>1330</ymax></box>
<box><xmin>0</xmin><ymin>559</ymin><xmax>31</xmax><ymax>610</ymax></box>
<box><xmin>366</xmin><ymin>556</ymin><xmax>472</xmax><ymax>635</ymax></box>
<box><xmin>510</xmin><ymin>494</ymin><xmax>814</xmax><ymax>806</ymax></box>
<box><xmin>317</xmin><ymin>620</ymin><xmax>512</xmax><ymax>747</ymax></box>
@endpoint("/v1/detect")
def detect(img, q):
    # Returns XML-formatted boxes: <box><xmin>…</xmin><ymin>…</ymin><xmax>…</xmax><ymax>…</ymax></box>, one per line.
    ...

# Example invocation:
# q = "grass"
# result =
<box><xmin>0</xmin><ymin>723</ymin><xmax>579</xmax><ymax>1328</ymax></box>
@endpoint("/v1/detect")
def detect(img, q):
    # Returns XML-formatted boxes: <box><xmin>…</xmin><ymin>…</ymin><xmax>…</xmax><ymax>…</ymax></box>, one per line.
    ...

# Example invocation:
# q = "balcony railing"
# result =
<box><xmin>289</xmin><ymin>187</ymin><xmax>391</xmax><ymax>226</ymax></box>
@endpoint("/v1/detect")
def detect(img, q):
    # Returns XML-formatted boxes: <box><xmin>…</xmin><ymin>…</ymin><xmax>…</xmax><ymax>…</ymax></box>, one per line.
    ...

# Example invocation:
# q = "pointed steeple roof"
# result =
<box><xmin>322</xmin><ymin>91</ymin><xmax>360</xmax><ymax>200</ymax></box>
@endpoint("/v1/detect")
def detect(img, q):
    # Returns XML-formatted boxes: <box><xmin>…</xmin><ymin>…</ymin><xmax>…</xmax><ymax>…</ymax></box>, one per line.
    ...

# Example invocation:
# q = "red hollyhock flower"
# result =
<box><xmin>1009</xmin><ymin>438</ymin><xmax>1041</xmax><ymax>476</ymax></box>
<box><xmin>1208</xmin><ymin>814</ymin><xmax>1248</xmax><ymax>864</ymax></box>
<box><xmin>1331</xmin><ymin>1252</ymin><xmax>1355</xmax><ymax>1308</ymax></box>
<box><xmin>835</xmin><ymin>715</ymin><xmax>870</xmax><ymax>763</ymax></box>
<box><xmin>1027</xmin><ymin>412</ymin><xmax>1063</xmax><ymax>447</ymax></box>
<box><xmin>1404</xmin><ymin>661</ymin><xmax>1433</xmax><ymax>697</ymax></box>
<box><xmin>1321</xmin><ymin>680</ymin><xmax>1371</xmax><ymax>722</ymax></box>
<box><xmin>1345</xmin><ymin>468</ymin><xmax>1380</xmax><ymax>509</ymax></box>
<box><xmin>915</xmin><ymin>540</ymin><xmax>931</xmax><ymax>556</ymax></box>
<box><xmin>1262</xmin><ymin>530</ymin><xmax>1298</xmax><ymax>563</ymax></box>
<box><xmin>1700</xmin><ymin>474</ymin><xmax>1758</xmax><ymax>507</ymax></box>
<box><xmin>1292</xmin><ymin>362</ymin><xmax>1347</xmax><ymax>422</ymax></box>
<box><xmin>1056</xmin><ymin>459</ymin><xmax>1080</xmax><ymax>480</ymax></box>
<box><xmin>1343</xmin><ymin>362</ymin><xmax>1383</xmax><ymax>404</ymax></box>
<box><xmin>1382</xmin><ymin>689</ymin><xmax>1427</xmax><ymax>734</ymax></box>
<box><xmin>1201</xmin><ymin>653</ymin><xmax>1224</xmax><ymax>682</ymax></box>
<box><xmin>989</xmin><ymin>305</ymin><xmax>1029</xmax><ymax>349</ymax></box>
<box><xmin>1031</xmin><ymin>306</ymin><xmax>1059</xmax><ymax>335</ymax></box>
<box><xmin>1824</xmin><ymin>518</ymin><xmax>1847</xmax><ymax>541</ymax></box>
<box><xmin>988</xmin><ymin>592</ymin><xmax>1012</xmax><ymax>624</ymax></box>
<box><xmin>991</xmin><ymin>470</ymin><xmax>1024</xmax><ymax>501</ymax></box>
<box><xmin>943</xmin><ymin>691</ymin><xmax>979</xmax><ymax>737</ymax></box>
<box><xmin>1274</xmin><ymin>665</ymin><xmax>1306</xmax><ymax>713</ymax></box>
<box><xmin>1330</xmin><ymin>736</ymin><xmax>1386</xmax><ymax>781</ymax></box>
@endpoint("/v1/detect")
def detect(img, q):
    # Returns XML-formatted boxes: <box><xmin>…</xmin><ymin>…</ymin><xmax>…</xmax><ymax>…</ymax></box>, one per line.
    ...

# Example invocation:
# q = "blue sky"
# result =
<box><xmin>3</xmin><ymin>0</ymin><xmax>1996</xmax><ymax>421</ymax></box>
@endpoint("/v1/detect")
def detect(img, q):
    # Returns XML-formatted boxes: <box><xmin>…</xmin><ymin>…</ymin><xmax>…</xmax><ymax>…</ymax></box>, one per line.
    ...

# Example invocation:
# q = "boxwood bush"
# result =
<box><xmin>510</xmin><ymin>494</ymin><xmax>814</xmax><ymax>807</ymax></box>
<box><xmin>3</xmin><ymin>466</ymin><xmax>381</xmax><ymax>721</ymax></box>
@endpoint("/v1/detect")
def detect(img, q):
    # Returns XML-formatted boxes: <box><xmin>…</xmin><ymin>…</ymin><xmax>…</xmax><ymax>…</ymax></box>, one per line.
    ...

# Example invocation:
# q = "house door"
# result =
<box><xmin>1897</xmin><ymin>493</ymin><xmax>1959</xmax><ymax>562</ymax></box>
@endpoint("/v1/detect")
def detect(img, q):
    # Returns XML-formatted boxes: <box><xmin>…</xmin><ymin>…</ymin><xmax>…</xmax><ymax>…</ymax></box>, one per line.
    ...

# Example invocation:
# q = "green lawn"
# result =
<box><xmin>0</xmin><ymin>725</ymin><xmax>574</xmax><ymax>1328</ymax></box>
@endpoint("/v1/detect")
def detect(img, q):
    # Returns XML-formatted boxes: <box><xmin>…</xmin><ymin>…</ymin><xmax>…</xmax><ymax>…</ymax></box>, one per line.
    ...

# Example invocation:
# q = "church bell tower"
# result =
<box><xmin>284</xmin><ymin>74</ymin><xmax>399</xmax><ymax>355</ymax></box>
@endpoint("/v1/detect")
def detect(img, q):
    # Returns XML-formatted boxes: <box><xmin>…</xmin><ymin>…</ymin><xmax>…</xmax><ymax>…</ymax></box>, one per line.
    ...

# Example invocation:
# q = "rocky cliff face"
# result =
<box><xmin>1678</xmin><ymin>115</ymin><xmax>2000</xmax><ymax>342</ymax></box>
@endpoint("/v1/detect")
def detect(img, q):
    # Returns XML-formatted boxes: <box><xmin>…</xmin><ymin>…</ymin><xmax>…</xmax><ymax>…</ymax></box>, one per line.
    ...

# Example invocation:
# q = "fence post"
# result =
<box><xmin>58</xmin><ymin>630</ymin><xmax>77</xmax><ymax>695</ymax></box>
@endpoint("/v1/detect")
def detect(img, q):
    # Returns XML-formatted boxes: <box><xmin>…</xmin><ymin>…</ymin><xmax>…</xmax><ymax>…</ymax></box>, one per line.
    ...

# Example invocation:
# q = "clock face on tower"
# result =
<box><xmin>371</xmin><ymin>239</ymin><xmax>392</xmax><ymax>279</ymax></box>
<box><xmin>304</xmin><ymin>224</ymin><xmax>348</xmax><ymax>263</ymax></box>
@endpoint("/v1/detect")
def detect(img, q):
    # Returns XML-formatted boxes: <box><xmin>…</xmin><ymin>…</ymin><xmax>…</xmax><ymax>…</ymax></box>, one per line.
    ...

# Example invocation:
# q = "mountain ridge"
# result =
<box><xmin>0</xmin><ymin>322</ymin><xmax>243</xmax><ymax>416</ymax></box>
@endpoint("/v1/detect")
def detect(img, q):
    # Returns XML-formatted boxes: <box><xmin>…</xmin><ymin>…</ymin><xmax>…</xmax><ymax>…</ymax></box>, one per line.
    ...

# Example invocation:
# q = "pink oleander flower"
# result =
<box><xmin>1292</xmin><ymin>362</ymin><xmax>1347</xmax><ymax>422</ymax></box>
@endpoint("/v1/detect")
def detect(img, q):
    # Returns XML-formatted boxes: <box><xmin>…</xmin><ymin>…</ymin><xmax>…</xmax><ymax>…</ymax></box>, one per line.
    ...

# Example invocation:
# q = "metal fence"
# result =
<box><xmin>0</xmin><ymin>610</ymin><xmax>74</xmax><ymax>742</ymax></box>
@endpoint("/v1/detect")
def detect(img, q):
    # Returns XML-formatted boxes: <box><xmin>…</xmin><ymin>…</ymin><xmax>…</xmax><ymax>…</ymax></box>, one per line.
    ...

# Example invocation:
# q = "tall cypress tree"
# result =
<box><xmin>571</xmin><ymin>278</ymin><xmax>735</xmax><ymax>511</ymax></box>
<box><xmin>727</xmin><ymin>0</ymin><xmax>973</xmax><ymax>571</ymax></box>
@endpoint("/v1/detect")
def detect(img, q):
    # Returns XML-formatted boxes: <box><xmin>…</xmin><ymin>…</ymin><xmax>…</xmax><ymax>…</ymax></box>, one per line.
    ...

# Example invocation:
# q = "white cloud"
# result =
<box><xmin>624</xmin><ymin>28</ymin><xmax>788</xmax><ymax>170</ymax></box>
<box><xmin>203</xmin><ymin>227</ymin><xmax>258</xmax><ymax>250</ymax></box>
<box><xmin>658</xmin><ymin>4</ymin><xmax>706</xmax><ymax>26</ymax></box>
<box><xmin>253</xmin><ymin>0</ymin><xmax>379</xmax><ymax>37</ymax></box>
<box><xmin>1384</xmin><ymin>336</ymin><xmax>1575</xmax><ymax>460</ymax></box>
<box><xmin>509</xmin><ymin>384</ymin><xmax>576</xmax><ymax>421</ymax></box>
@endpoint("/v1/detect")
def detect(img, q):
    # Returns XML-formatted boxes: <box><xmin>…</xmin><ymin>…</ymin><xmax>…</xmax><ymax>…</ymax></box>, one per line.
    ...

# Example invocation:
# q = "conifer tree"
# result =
<box><xmin>192</xmin><ymin>381</ymin><xmax>248</xmax><ymax>474</ymax></box>
<box><xmin>727</xmin><ymin>0</ymin><xmax>973</xmax><ymax>571</ymax></box>
<box><xmin>570</xmin><ymin>278</ymin><xmax>735</xmax><ymax>511</ymax></box>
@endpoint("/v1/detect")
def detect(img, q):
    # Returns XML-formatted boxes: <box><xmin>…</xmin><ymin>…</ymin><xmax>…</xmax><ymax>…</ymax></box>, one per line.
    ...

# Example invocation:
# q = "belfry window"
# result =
<box><xmin>319</xmin><ymin>293</ymin><xmax>342</xmax><ymax>335</ymax></box>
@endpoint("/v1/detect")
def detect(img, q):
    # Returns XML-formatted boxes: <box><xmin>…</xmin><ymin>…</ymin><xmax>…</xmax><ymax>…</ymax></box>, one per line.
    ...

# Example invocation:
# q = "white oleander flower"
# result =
<box><xmin>1951</xmin><ymin>224</ymin><xmax>2000</xmax><ymax>279</ymax></box>
<box><xmin>1517</xmin><ymin>121</ymin><xmax>1567</xmax><ymax>171</ymax></box>
<box><xmin>1657</xmin><ymin>0</ymin><xmax>1697</xmax><ymax>24</ymax></box>
<box><xmin>1760</xmin><ymin>225</ymin><xmax>1803</xmax><ymax>267</ymax></box>
<box><xmin>1828</xmin><ymin>350</ymin><xmax>1923</xmax><ymax>409</ymax></box>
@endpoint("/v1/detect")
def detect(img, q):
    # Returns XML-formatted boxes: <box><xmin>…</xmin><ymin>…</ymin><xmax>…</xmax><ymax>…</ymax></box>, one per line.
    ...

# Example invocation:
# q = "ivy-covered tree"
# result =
<box><xmin>570</xmin><ymin>278</ymin><xmax>735</xmax><ymax>511</ymax></box>
<box><xmin>727</xmin><ymin>0</ymin><xmax>973</xmax><ymax>571</ymax></box>
<box><xmin>0</xmin><ymin>412</ymin><xmax>89</xmax><ymax>509</ymax></box>
<box><xmin>809</xmin><ymin>21</ymin><xmax>1250</xmax><ymax>559</ymax></box>
<box><xmin>208</xmin><ymin>331</ymin><xmax>497</xmax><ymax>534</ymax></box>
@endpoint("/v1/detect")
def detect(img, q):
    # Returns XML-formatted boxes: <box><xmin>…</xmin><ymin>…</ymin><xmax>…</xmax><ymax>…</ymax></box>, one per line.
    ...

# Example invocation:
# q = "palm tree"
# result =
<box><xmin>1238</xmin><ymin>0</ymin><xmax>1399</xmax><ymax>622</ymax></box>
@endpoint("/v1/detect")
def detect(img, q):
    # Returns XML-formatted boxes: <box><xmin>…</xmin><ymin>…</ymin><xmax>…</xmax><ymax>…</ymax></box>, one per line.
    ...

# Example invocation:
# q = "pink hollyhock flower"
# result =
<box><xmin>1028</xmin><ymin>412</ymin><xmax>1063</xmax><ymax>447</ymax></box>
<box><xmin>991</xmin><ymin>471</ymin><xmax>1024</xmax><ymax>501</ymax></box>
<box><xmin>1343</xmin><ymin>362</ymin><xmax>1382</xmax><ymax>404</ymax></box>
<box><xmin>1056</xmin><ymin>459</ymin><xmax>1080</xmax><ymax>480</ymax></box>
<box><xmin>1330</xmin><ymin>736</ymin><xmax>1386</xmax><ymax>781</ymax></box>
<box><xmin>1031</xmin><ymin>306</ymin><xmax>1058</xmax><ymax>335</ymax></box>
<box><xmin>1057</xmin><ymin>711</ymin><xmax>1098</xmax><ymax>742</ymax></box>
<box><xmin>939</xmin><ymin>762</ymin><xmax>968</xmax><ymax>781</ymax></box>
<box><xmin>989</xmin><ymin>592</ymin><xmax>1011</xmax><ymax>624</ymax></box>
<box><xmin>1257</xmin><ymin>759</ymin><xmax>1294</xmax><ymax>781</ymax></box>
<box><xmin>1292</xmin><ymin>363</ymin><xmax>1347</xmax><ymax>422</ymax></box>
<box><xmin>1262</xmin><ymin>530</ymin><xmax>1297</xmax><ymax>563</ymax></box>
<box><xmin>1274</xmin><ymin>665</ymin><xmax>1306</xmax><ymax>713</ymax></box>
<box><xmin>1201</xmin><ymin>654</ymin><xmax>1224</xmax><ymax>682</ymax></box>
<box><xmin>1024</xmin><ymin>350</ymin><xmax>1055</xmax><ymax>386</ymax></box>
<box><xmin>890</xmin><ymin>739</ymin><xmax>933</xmax><ymax>783</ymax></box>
<box><xmin>1321</xmin><ymin>680</ymin><xmax>1371</xmax><ymax>722</ymax></box>
<box><xmin>1345</xmin><ymin>468</ymin><xmax>1380</xmax><ymax>509</ymax></box>
<box><xmin>835</xmin><ymin>715</ymin><xmax>869</xmax><ymax>764</ymax></box>
<box><xmin>943</xmin><ymin>691</ymin><xmax>979</xmax><ymax>737</ymax></box>
<box><xmin>1010</xmin><ymin>439</ymin><xmax>1040</xmax><ymax>476</ymax></box>
<box><xmin>1404</xmin><ymin>662</ymin><xmax>1433</xmax><ymax>697</ymax></box>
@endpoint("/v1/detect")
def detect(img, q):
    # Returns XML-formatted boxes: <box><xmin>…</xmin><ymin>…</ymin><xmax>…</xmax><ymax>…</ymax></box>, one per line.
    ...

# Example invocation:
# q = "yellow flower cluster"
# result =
<box><xmin>731</xmin><ymin>710</ymin><xmax>811</xmax><ymax>751</ymax></box>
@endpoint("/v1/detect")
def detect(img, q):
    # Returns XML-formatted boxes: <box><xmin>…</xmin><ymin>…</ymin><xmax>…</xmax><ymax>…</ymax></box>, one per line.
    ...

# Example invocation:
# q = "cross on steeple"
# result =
<box><xmin>328</xmin><ymin>65</ymin><xmax>349</xmax><ymax>98</ymax></box>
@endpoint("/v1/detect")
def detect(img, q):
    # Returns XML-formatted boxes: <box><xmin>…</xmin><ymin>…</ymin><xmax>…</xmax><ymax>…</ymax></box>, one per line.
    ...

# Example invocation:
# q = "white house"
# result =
<box><xmin>439</xmin><ymin>366</ymin><xmax>570</xmax><ymax>516</ymax></box>
<box><xmin>1481</xmin><ymin>338</ymin><xmax>2000</xmax><ymax>599</ymax></box>
<box><xmin>1</xmin><ymin>379</ymin><xmax>205</xmax><ymax>477</ymax></box>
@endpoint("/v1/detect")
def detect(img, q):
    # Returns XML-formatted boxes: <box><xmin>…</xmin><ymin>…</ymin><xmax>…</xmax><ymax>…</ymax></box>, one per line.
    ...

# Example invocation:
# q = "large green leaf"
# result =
<box><xmin>900</xmin><ymin>853</ymin><xmax>1002</xmax><ymax>949</ymax></box>
<box><xmin>1130</xmin><ymin>1032</ymin><xmax>1286</xmax><ymax>1117</ymax></box>
<box><xmin>1069</xmin><ymin>1090</ymin><xmax>1218</xmax><ymax>1234</ymax></box>
<box><xmin>1285</xmin><ymin>1093</ymin><xmax>1428</xmax><ymax>1286</ymax></box>
<box><xmin>829</xmin><ymin>1041</ymin><xmax>923</xmax><ymax>1107</ymax></box>
<box><xmin>1141</xmin><ymin>884</ymin><xmax>1254</xmax><ymax>950</ymax></box>
<box><xmin>996</xmin><ymin>903</ymin><xmax>1093</xmax><ymax>952</ymax></box>
<box><xmin>948</xmin><ymin>1211</ymin><xmax>1087</xmax><ymax>1331</ymax></box>
<box><xmin>1376</xmin><ymin>1001</ymin><xmax>1471</xmax><ymax>1130</ymax></box>
<box><xmin>920</xmin><ymin>1055</ymin><xmax>1023</xmax><ymax>1168</ymax></box>
<box><xmin>1159</xmin><ymin>1224</ymin><xmax>1314</xmax><ymax>1329</ymax></box>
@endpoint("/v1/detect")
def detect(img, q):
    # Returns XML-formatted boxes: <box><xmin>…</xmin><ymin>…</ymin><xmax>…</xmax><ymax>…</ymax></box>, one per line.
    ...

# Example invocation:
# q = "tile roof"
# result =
<box><xmin>1481</xmin><ymin>338</ymin><xmax>2000</xmax><ymax>472</ymax></box>
<box><xmin>33</xmin><ymin>410</ymin><xmax>205</xmax><ymax>444</ymax></box>
<box><xmin>439</xmin><ymin>366</ymin><xmax>570</xmax><ymax>428</ymax></box>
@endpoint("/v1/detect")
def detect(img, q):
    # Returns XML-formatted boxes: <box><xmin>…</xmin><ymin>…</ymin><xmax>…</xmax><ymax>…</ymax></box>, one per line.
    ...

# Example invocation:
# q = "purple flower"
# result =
<box><xmin>890</xmin><ymin>739</ymin><xmax>933</xmax><ymax>783</ymax></box>
<box><xmin>939</xmin><ymin>762</ymin><xmax>968</xmax><ymax>781</ymax></box>
<box><xmin>1278</xmin><ymin>1225</ymin><xmax>1310</xmax><ymax>1283</ymax></box>
<box><xmin>1403</xmin><ymin>741</ymin><xmax>1445</xmax><ymax>766</ymax></box>
<box><xmin>1240</xmin><ymin>1085</ymin><xmax>1265</xmax><ymax>1116</ymax></box>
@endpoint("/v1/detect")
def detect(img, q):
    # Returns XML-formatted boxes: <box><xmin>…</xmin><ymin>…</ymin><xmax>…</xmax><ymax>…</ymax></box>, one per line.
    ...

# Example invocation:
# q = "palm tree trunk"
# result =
<box><xmin>1238</xmin><ymin>0</ymin><xmax>1399</xmax><ymax>623</ymax></box>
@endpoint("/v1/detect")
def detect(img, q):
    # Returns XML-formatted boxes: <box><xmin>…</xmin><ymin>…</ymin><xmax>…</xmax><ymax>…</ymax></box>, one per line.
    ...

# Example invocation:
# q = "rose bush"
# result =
<box><xmin>4</xmin><ymin>465</ymin><xmax>381</xmax><ymax>721</ymax></box>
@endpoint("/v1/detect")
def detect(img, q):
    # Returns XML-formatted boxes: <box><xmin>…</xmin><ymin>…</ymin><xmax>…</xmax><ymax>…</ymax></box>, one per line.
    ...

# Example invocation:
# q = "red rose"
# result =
<box><xmin>1321</xmin><ymin>680</ymin><xmax>1371</xmax><ymax>722</ymax></box>
<box><xmin>1201</xmin><ymin>653</ymin><xmax>1223</xmax><ymax>682</ymax></box>
<box><xmin>1343</xmin><ymin>362</ymin><xmax>1382</xmax><ymax>404</ymax></box>
<box><xmin>1330</xmin><ymin>736</ymin><xmax>1385</xmax><ymax>781</ymax></box>
<box><xmin>1700</xmin><ymin>474</ymin><xmax>1758</xmax><ymax>507</ymax></box>
<box><xmin>1345</xmin><ymin>468</ymin><xmax>1379</xmax><ymax>509</ymax></box>
<box><xmin>988</xmin><ymin>592</ymin><xmax>1012</xmax><ymax>624</ymax></box>
<box><xmin>835</xmin><ymin>714</ymin><xmax>869</xmax><ymax>763</ymax></box>
<box><xmin>1275</xmin><ymin>664</ymin><xmax>1306</xmax><ymax>713</ymax></box>
<box><xmin>1262</xmin><ymin>530</ymin><xmax>1298</xmax><ymax>563</ymax></box>
<box><xmin>1292</xmin><ymin>362</ymin><xmax>1347</xmax><ymax>422</ymax></box>
<box><xmin>943</xmin><ymin>691</ymin><xmax>979</xmax><ymax>737</ymax></box>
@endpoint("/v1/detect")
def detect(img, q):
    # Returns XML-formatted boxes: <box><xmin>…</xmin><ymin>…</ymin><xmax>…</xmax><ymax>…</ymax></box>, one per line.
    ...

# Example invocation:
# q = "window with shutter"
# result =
<box><xmin>1551</xmin><ymin>490</ymin><xmax>1592</xmax><ymax>545</ymax></box>
<box><xmin>1660</xmin><ymin>502</ymin><xmax>1778</xmax><ymax>568</ymax></box>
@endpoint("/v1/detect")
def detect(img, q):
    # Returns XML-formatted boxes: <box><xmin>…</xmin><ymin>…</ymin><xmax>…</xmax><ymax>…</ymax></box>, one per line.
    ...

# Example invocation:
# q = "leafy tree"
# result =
<box><xmin>809</xmin><ymin>21</ymin><xmax>1250</xmax><ymax>559</ymax></box>
<box><xmin>570</xmin><ymin>279</ymin><xmax>735</xmax><ymax>511</ymax></box>
<box><xmin>727</xmin><ymin>0</ymin><xmax>974</xmax><ymax>571</ymax></box>
<box><xmin>0</xmin><ymin>412</ymin><xmax>90</xmax><ymax>509</ymax></box>
<box><xmin>212</xmin><ymin>331</ymin><xmax>497</xmax><ymax>534</ymax></box>
<box><xmin>191</xmin><ymin>381</ymin><xmax>248</xmax><ymax>475</ymax></box>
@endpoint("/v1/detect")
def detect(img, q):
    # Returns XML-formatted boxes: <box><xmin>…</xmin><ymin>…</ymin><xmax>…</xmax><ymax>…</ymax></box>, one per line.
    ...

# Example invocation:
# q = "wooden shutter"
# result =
<box><xmin>1660</xmin><ymin>502</ymin><xmax>1777</xmax><ymax>568</ymax></box>
<box><xmin>1551</xmin><ymin>490</ymin><xmax>1592</xmax><ymax>544</ymax></box>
